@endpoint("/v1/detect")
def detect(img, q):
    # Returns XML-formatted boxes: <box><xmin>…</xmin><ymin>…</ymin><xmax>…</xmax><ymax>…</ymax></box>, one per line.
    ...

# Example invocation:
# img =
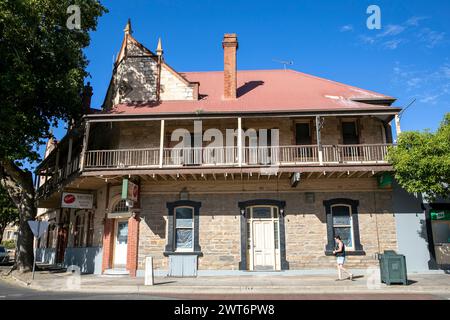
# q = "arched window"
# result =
<box><xmin>112</xmin><ymin>199</ymin><xmax>129</xmax><ymax>214</ymax></box>
<box><xmin>331</xmin><ymin>204</ymin><xmax>354</xmax><ymax>249</ymax></box>
<box><xmin>323</xmin><ymin>198</ymin><xmax>364</xmax><ymax>255</ymax></box>
<box><xmin>174</xmin><ymin>207</ymin><xmax>194</xmax><ymax>251</ymax></box>
<box><xmin>165</xmin><ymin>200</ymin><xmax>202</xmax><ymax>255</ymax></box>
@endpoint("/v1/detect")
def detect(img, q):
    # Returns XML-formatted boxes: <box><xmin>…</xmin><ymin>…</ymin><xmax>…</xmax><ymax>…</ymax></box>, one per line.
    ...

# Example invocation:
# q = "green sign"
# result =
<box><xmin>430</xmin><ymin>210</ymin><xmax>450</xmax><ymax>221</ymax></box>
<box><xmin>378</xmin><ymin>173</ymin><xmax>393</xmax><ymax>188</ymax></box>
<box><xmin>121</xmin><ymin>178</ymin><xmax>129</xmax><ymax>200</ymax></box>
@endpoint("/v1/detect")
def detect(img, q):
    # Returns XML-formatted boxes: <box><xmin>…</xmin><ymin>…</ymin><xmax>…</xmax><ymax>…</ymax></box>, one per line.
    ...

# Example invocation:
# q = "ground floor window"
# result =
<box><xmin>46</xmin><ymin>224</ymin><xmax>57</xmax><ymax>248</ymax></box>
<box><xmin>72</xmin><ymin>210</ymin><xmax>96</xmax><ymax>248</ymax></box>
<box><xmin>175</xmin><ymin>207</ymin><xmax>194</xmax><ymax>251</ymax></box>
<box><xmin>73</xmin><ymin>214</ymin><xmax>85</xmax><ymax>247</ymax></box>
<box><xmin>86</xmin><ymin>212</ymin><xmax>95</xmax><ymax>247</ymax></box>
<box><xmin>331</xmin><ymin>205</ymin><xmax>354</xmax><ymax>250</ymax></box>
<box><xmin>165</xmin><ymin>200</ymin><xmax>202</xmax><ymax>255</ymax></box>
<box><xmin>324</xmin><ymin>198</ymin><xmax>365</xmax><ymax>255</ymax></box>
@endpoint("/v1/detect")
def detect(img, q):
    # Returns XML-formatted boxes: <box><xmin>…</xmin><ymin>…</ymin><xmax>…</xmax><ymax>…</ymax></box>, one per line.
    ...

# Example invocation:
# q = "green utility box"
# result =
<box><xmin>378</xmin><ymin>250</ymin><xmax>408</xmax><ymax>285</ymax></box>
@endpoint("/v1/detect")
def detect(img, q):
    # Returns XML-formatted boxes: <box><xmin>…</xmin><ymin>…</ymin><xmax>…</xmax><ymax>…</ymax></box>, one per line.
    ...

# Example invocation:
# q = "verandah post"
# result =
<box><xmin>159</xmin><ymin>119</ymin><xmax>165</xmax><ymax>168</ymax></box>
<box><xmin>316</xmin><ymin>115</ymin><xmax>323</xmax><ymax>165</ymax></box>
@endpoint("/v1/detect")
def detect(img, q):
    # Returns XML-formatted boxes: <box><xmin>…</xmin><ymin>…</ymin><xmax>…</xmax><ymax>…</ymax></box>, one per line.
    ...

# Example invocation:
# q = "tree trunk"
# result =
<box><xmin>0</xmin><ymin>160</ymin><xmax>35</xmax><ymax>272</ymax></box>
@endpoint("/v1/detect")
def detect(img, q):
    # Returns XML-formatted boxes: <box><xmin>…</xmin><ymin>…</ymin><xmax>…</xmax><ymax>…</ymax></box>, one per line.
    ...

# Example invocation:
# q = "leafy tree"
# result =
<box><xmin>0</xmin><ymin>0</ymin><xmax>107</xmax><ymax>271</ymax></box>
<box><xmin>0</xmin><ymin>186</ymin><xmax>18</xmax><ymax>243</ymax></box>
<box><xmin>388</xmin><ymin>113</ymin><xmax>450</xmax><ymax>201</ymax></box>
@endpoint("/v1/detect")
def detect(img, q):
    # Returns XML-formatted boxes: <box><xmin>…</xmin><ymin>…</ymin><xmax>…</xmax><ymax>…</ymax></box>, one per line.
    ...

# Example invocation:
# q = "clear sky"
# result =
<box><xmin>38</xmin><ymin>0</ymin><xmax>450</xmax><ymax>167</ymax></box>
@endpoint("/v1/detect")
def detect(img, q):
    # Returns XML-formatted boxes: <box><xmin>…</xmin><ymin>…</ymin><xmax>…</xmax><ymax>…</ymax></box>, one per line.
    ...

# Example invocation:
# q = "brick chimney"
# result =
<box><xmin>222</xmin><ymin>33</ymin><xmax>238</xmax><ymax>99</ymax></box>
<box><xmin>82</xmin><ymin>82</ymin><xmax>93</xmax><ymax>114</ymax></box>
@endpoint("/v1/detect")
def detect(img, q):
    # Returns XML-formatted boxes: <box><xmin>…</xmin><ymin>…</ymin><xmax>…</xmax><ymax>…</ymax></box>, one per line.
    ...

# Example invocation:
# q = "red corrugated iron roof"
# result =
<box><xmin>105</xmin><ymin>69</ymin><xmax>397</xmax><ymax>115</ymax></box>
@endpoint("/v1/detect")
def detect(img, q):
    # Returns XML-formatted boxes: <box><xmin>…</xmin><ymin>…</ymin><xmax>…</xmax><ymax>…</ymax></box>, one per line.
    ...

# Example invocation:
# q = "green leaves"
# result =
<box><xmin>0</xmin><ymin>0</ymin><xmax>107</xmax><ymax>163</ymax></box>
<box><xmin>387</xmin><ymin>113</ymin><xmax>450</xmax><ymax>201</ymax></box>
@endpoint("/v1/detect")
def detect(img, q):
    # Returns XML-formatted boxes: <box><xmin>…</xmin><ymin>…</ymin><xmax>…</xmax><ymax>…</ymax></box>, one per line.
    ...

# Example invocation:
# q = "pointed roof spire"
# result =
<box><xmin>156</xmin><ymin>37</ymin><xmax>163</xmax><ymax>56</ymax></box>
<box><xmin>124</xmin><ymin>18</ymin><xmax>133</xmax><ymax>35</ymax></box>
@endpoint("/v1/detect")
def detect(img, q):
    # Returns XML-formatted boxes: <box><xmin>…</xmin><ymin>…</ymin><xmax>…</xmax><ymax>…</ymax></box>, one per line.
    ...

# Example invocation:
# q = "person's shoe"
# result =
<box><xmin>335</xmin><ymin>278</ymin><xmax>342</xmax><ymax>281</ymax></box>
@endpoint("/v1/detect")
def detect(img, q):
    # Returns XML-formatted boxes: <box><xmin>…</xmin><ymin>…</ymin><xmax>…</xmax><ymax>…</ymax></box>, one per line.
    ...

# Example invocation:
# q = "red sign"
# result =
<box><xmin>61</xmin><ymin>192</ymin><xmax>93</xmax><ymax>209</ymax></box>
<box><xmin>64</xmin><ymin>194</ymin><xmax>76</xmax><ymax>204</ymax></box>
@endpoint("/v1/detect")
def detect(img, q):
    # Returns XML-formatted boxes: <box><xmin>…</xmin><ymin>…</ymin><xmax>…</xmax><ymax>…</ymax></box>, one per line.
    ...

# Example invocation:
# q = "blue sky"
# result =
<box><xmin>39</xmin><ymin>0</ymin><xmax>450</xmax><ymax>167</ymax></box>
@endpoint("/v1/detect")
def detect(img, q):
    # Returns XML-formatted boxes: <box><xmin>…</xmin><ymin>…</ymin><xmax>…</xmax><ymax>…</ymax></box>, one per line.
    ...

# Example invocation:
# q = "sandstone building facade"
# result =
<box><xmin>35</xmin><ymin>21</ymin><xmax>403</xmax><ymax>277</ymax></box>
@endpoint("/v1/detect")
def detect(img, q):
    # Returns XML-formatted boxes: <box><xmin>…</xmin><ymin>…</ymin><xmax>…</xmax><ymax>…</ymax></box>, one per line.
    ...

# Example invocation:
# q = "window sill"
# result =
<box><xmin>163</xmin><ymin>251</ymin><xmax>203</xmax><ymax>257</ymax></box>
<box><xmin>324</xmin><ymin>250</ymin><xmax>366</xmax><ymax>256</ymax></box>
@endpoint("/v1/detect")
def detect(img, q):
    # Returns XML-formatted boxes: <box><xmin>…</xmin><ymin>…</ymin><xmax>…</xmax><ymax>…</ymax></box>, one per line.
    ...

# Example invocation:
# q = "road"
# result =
<box><xmin>1</xmin><ymin>278</ymin><xmax>449</xmax><ymax>300</ymax></box>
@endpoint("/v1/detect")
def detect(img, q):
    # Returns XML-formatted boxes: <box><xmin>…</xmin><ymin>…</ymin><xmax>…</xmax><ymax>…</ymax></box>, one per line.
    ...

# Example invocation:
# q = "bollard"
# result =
<box><xmin>145</xmin><ymin>256</ymin><xmax>154</xmax><ymax>286</ymax></box>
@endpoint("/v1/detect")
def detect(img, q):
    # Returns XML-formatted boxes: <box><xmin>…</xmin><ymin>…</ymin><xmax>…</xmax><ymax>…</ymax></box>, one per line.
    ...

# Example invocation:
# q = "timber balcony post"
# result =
<box><xmin>79</xmin><ymin>121</ymin><xmax>91</xmax><ymax>172</ymax></box>
<box><xmin>238</xmin><ymin>117</ymin><xmax>242</xmax><ymax>167</ymax></box>
<box><xmin>316</xmin><ymin>115</ymin><xmax>323</xmax><ymax>165</ymax></box>
<box><xmin>159</xmin><ymin>119</ymin><xmax>165</xmax><ymax>168</ymax></box>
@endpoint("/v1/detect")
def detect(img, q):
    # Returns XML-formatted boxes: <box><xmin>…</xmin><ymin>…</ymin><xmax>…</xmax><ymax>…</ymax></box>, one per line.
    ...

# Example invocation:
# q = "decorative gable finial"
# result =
<box><xmin>156</xmin><ymin>37</ymin><xmax>163</xmax><ymax>56</ymax></box>
<box><xmin>124</xmin><ymin>18</ymin><xmax>133</xmax><ymax>35</ymax></box>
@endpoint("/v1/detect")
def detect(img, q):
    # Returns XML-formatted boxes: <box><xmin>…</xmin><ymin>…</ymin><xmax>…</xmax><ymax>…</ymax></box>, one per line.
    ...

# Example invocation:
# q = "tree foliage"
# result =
<box><xmin>0</xmin><ymin>0</ymin><xmax>107</xmax><ymax>271</ymax></box>
<box><xmin>0</xmin><ymin>0</ymin><xmax>107</xmax><ymax>162</ymax></box>
<box><xmin>388</xmin><ymin>113</ymin><xmax>450</xmax><ymax>201</ymax></box>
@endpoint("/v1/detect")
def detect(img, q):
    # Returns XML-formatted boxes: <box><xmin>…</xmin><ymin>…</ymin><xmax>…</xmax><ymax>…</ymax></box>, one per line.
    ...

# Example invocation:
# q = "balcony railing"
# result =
<box><xmin>84</xmin><ymin>144</ymin><xmax>391</xmax><ymax>169</ymax></box>
<box><xmin>37</xmin><ymin>154</ymin><xmax>80</xmax><ymax>198</ymax></box>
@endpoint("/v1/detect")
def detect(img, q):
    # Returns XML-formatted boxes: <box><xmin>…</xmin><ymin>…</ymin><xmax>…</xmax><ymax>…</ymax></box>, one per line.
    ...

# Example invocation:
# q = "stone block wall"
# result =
<box><xmin>160</xmin><ymin>66</ymin><xmax>195</xmax><ymax>101</ymax></box>
<box><xmin>135</xmin><ymin>178</ymin><xmax>397</xmax><ymax>272</ymax></box>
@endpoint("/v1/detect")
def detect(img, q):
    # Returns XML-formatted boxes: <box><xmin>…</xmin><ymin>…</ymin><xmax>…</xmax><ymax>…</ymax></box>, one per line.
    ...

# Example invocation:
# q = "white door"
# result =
<box><xmin>252</xmin><ymin>221</ymin><xmax>275</xmax><ymax>270</ymax></box>
<box><xmin>114</xmin><ymin>221</ymin><xmax>128</xmax><ymax>267</ymax></box>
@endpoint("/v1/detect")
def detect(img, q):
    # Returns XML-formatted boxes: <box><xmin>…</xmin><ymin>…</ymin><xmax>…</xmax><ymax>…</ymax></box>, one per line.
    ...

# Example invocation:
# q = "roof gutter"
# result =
<box><xmin>83</xmin><ymin>108</ymin><xmax>401</xmax><ymax>122</ymax></box>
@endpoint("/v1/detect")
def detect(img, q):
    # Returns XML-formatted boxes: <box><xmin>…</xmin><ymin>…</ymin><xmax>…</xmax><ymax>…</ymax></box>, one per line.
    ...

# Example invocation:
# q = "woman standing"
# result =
<box><xmin>333</xmin><ymin>235</ymin><xmax>353</xmax><ymax>281</ymax></box>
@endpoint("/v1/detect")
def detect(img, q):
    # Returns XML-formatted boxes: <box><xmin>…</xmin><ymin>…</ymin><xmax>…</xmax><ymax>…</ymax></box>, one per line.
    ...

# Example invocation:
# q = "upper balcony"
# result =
<box><xmin>36</xmin><ymin>113</ymin><xmax>398</xmax><ymax>205</ymax></box>
<box><xmin>84</xmin><ymin>144</ymin><xmax>391</xmax><ymax>170</ymax></box>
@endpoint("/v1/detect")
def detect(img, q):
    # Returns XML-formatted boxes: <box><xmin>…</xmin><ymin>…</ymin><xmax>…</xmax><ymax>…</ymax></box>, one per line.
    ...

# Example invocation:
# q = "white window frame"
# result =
<box><xmin>174</xmin><ymin>206</ymin><xmax>195</xmax><ymax>252</ymax></box>
<box><xmin>331</xmin><ymin>204</ymin><xmax>355</xmax><ymax>251</ymax></box>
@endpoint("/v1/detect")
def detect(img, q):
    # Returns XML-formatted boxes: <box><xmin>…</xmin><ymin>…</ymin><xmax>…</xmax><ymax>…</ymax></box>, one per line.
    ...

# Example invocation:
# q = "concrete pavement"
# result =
<box><xmin>4</xmin><ymin>266</ymin><xmax>450</xmax><ymax>296</ymax></box>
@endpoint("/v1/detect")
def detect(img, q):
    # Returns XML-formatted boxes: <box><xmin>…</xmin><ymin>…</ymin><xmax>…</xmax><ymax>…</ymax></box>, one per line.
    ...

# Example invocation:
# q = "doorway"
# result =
<box><xmin>56</xmin><ymin>227</ymin><xmax>68</xmax><ymax>264</ymax></box>
<box><xmin>113</xmin><ymin>220</ymin><xmax>128</xmax><ymax>268</ymax></box>
<box><xmin>247</xmin><ymin>206</ymin><xmax>280</xmax><ymax>271</ymax></box>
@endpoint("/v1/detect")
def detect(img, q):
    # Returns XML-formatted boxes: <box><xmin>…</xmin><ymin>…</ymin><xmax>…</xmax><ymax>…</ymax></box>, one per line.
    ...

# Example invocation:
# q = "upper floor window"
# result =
<box><xmin>342</xmin><ymin>122</ymin><xmax>359</xmax><ymax>145</ymax></box>
<box><xmin>331</xmin><ymin>205</ymin><xmax>354</xmax><ymax>250</ymax></box>
<box><xmin>296</xmin><ymin>123</ymin><xmax>312</xmax><ymax>145</ymax></box>
<box><xmin>174</xmin><ymin>207</ymin><xmax>194</xmax><ymax>251</ymax></box>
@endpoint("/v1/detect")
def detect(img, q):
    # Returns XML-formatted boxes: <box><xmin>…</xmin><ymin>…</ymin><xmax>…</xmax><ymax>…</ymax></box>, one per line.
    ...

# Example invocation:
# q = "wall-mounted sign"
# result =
<box><xmin>431</xmin><ymin>210</ymin><xmax>450</xmax><ymax>221</ymax></box>
<box><xmin>61</xmin><ymin>192</ymin><xmax>94</xmax><ymax>209</ymax></box>
<box><xmin>378</xmin><ymin>172</ymin><xmax>393</xmax><ymax>188</ymax></box>
<box><xmin>122</xmin><ymin>179</ymin><xmax>139</xmax><ymax>202</ymax></box>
